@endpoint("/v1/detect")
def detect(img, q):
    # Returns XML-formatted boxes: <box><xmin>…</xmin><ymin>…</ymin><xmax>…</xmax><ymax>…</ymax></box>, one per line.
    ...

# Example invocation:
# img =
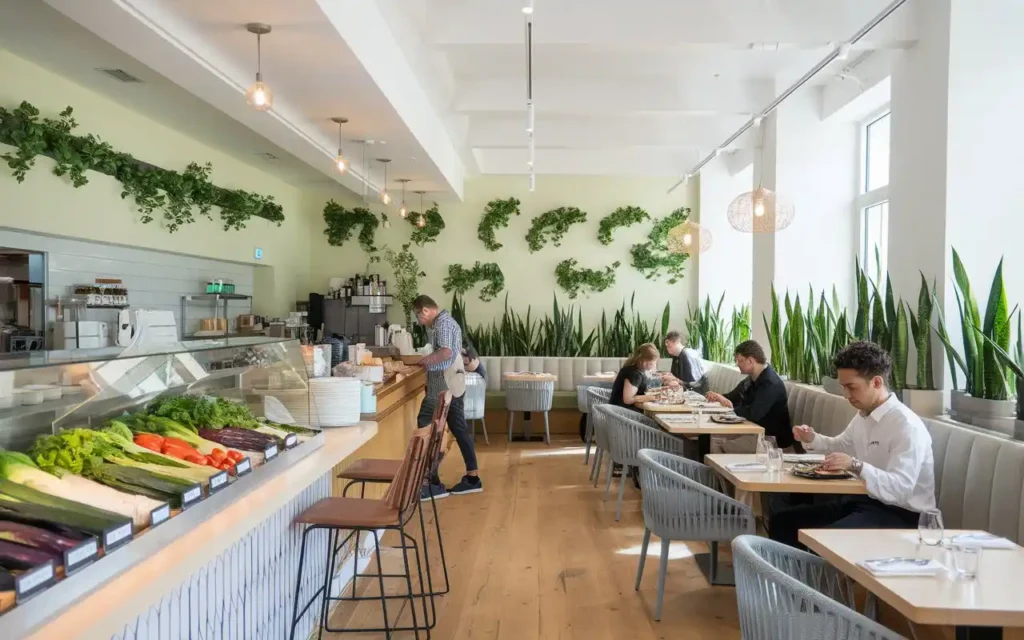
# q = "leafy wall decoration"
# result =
<box><xmin>477</xmin><ymin>197</ymin><xmax>521</xmax><ymax>251</ymax></box>
<box><xmin>0</xmin><ymin>101</ymin><xmax>284</xmax><ymax>232</ymax></box>
<box><xmin>629</xmin><ymin>206</ymin><xmax>690</xmax><ymax>284</ymax></box>
<box><xmin>597</xmin><ymin>206</ymin><xmax>649</xmax><ymax>245</ymax></box>
<box><xmin>555</xmin><ymin>258</ymin><xmax>621</xmax><ymax>299</ymax></box>
<box><xmin>525</xmin><ymin>206</ymin><xmax>587</xmax><ymax>252</ymax></box>
<box><xmin>407</xmin><ymin>203</ymin><xmax>445</xmax><ymax>246</ymax></box>
<box><xmin>443</xmin><ymin>261</ymin><xmax>506</xmax><ymax>302</ymax></box>
<box><xmin>322</xmin><ymin>201</ymin><xmax>379</xmax><ymax>253</ymax></box>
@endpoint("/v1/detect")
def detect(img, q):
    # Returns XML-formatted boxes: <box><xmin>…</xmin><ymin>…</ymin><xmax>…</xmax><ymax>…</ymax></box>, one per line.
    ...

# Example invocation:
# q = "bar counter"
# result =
<box><xmin>1</xmin><ymin>368</ymin><xmax>427</xmax><ymax>639</ymax></box>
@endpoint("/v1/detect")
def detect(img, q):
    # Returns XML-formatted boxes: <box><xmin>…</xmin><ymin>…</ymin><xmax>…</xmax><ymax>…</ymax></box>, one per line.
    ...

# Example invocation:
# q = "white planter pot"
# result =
<box><xmin>949</xmin><ymin>390</ymin><xmax>1016</xmax><ymax>433</ymax></box>
<box><xmin>821</xmin><ymin>376</ymin><xmax>843</xmax><ymax>396</ymax></box>
<box><xmin>898</xmin><ymin>389</ymin><xmax>944</xmax><ymax>417</ymax></box>
<box><xmin>1015</xmin><ymin>420</ymin><xmax>1024</xmax><ymax>442</ymax></box>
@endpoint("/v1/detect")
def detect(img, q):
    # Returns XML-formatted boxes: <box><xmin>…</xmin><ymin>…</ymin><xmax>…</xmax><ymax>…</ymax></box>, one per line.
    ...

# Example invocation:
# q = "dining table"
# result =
<box><xmin>650</xmin><ymin>415</ymin><xmax>764</xmax><ymax>461</ymax></box>
<box><xmin>705</xmin><ymin>453</ymin><xmax>868</xmax><ymax>495</ymax></box>
<box><xmin>800</xmin><ymin>528</ymin><xmax>1023</xmax><ymax>640</ymax></box>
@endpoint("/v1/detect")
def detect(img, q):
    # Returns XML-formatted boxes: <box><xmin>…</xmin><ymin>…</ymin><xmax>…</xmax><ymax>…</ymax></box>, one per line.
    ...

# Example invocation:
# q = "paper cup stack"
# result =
<box><xmin>309</xmin><ymin>377</ymin><xmax>362</xmax><ymax>427</ymax></box>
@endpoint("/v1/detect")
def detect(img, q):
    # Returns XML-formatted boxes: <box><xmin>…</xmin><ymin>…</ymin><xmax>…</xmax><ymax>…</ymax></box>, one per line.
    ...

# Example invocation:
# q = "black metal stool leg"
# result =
<box><xmin>317</xmin><ymin>528</ymin><xmax>340</xmax><ymax>640</ymax></box>
<box><xmin>398</xmin><ymin>523</ymin><xmax>424</xmax><ymax>640</ymax></box>
<box><xmin>429</xmin><ymin>493</ymin><xmax>451</xmax><ymax>594</ymax></box>
<box><xmin>411</xmin><ymin>512</ymin><xmax>437</xmax><ymax>625</ymax></box>
<box><xmin>288</xmin><ymin>525</ymin><xmax>316</xmax><ymax>640</ymax></box>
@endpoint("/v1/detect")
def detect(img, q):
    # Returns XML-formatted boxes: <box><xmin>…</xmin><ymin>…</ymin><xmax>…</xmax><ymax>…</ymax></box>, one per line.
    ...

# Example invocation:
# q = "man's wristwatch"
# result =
<box><xmin>851</xmin><ymin>458</ymin><xmax>864</xmax><ymax>475</ymax></box>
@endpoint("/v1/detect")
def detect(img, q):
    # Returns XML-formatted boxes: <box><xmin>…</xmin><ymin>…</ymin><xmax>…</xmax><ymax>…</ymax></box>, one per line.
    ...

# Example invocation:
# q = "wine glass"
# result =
<box><xmin>767</xmin><ymin>445</ymin><xmax>784</xmax><ymax>473</ymax></box>
<box><xmin>756</xmin><ymin>435</ymin><xmax>776</xmax><ymax>465</ymax></box>
<box><xmin>918</xmin><ymin>508</ymin><xmax>944</xmax><ymax>546</ymax></box>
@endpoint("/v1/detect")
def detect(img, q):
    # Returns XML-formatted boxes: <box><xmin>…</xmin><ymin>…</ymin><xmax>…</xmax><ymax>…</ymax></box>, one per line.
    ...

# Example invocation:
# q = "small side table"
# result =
<box><xmin>504</xmin><ymin>373</ymin><xmax>556</xmax><ymax>443</ymax></box>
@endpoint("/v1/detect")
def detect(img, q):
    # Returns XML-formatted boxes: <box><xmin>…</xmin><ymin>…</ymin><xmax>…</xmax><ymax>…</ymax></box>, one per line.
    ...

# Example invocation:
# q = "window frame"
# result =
<box><xmin>856</xmin><ymin>105</ymin><xmax>891</xmax><ymax>274</ymax></box>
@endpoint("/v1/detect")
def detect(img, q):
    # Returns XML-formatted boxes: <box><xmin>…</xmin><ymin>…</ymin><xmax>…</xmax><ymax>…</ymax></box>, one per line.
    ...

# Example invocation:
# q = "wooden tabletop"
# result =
<box><xmin>641</xmin><ymin>401</ymin><xmax>732</xmax><ymax>414</ymax></box>
<box><xmin>502</xmin><ymin>372</ymin><xmax>557</xmax><ymax>382</ymax></box>
<box><xmin>705</xmin><ymin>454</ymin><xmax>868</xmax><ymax>494</ymax></box>
<box><xmin>582</xmin><ymin>374</ymin><xmax>616</xmax><ymax>383</ymax></box>
<box><xmin>652</xmin><ymin>414</ymin><xmax>763</xmax><ymax>436</ymax></box>
<box><xmin>800</xmin><ymin>528</ymin><xmax>1024</xmax><ymax>627</ymax></box>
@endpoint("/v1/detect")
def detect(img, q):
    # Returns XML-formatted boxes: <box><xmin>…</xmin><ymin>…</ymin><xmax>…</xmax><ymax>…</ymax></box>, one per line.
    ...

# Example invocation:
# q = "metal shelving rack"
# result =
<box><xmin>180</xmin><ymin>293</ymin><xmax>253</xmax><ymax>340</ymax></box>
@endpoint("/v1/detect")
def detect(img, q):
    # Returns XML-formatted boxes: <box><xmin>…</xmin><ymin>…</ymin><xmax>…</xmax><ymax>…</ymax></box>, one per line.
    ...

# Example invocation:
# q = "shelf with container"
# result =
<box><xmin>180</xmin><ymin>293</ymin><xmax>255</xmax><ymax>340</ymax></box>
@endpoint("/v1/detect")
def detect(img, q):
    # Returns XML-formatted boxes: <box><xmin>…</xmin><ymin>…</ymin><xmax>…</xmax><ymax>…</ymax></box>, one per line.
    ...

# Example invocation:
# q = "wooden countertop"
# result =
<box><xmin>5</xmin><ymin>424</ymin><xmax>378</xmax><ymax>640</ymax></box>
<box><xmin>362</xmin><ymin>367</ymin><xmax>426</xmax><ymax>421</ymax></box>
<box><xmin>800</xmin><ymin>528</ymin><xmax>1024</xmax><ymax>627</ymax></box>
<box><xmin>705</xmin><ymin>454</ymin><xmax>868</xmax><ymax>494</ymax></box>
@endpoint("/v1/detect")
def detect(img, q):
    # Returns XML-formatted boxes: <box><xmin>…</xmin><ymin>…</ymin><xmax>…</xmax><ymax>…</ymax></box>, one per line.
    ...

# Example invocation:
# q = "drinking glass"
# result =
<box><xmin>918</xmin><ymin>508</ymin><xmax>944</xmax><ymax>546</ymax></box>
<box><xmin>755</xmin><ymin>434</ymin><xmax>768</xmax><ymax>465</ymax></box>
<box><xmin>951</xmin><ymin>541</ymin><xmax>982</xmax><ymax>580</ymax></box>
<box><xmin>767</xmin><ymin>445</ymin><xmax>784</xmax><ymax>473</ymax></box>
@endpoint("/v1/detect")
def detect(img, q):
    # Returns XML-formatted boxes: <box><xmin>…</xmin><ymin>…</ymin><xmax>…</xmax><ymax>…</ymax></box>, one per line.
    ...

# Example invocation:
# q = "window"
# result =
<box><xmin>858</xmin><ymin>109</ymin><xmax>891</xmax><ymax>273</ymax></box>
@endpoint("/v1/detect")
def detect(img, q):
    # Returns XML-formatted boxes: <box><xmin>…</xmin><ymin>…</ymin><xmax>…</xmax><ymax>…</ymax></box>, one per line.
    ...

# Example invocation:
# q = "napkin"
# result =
<box><xmin>727</xmin><ymin>462</ymin><xmax>767</xmax><ymax>472</ymax></box>
<box><xmin>859</xmin><ymin>558</ymin><xmax>946</xmax><ymax>577</ymax></box>
<box><xmin>949</xmin><ymin>532</ymin><xmax>1016</xmax><ymax>549</ymax></box>
<box><xmin>783</xmin><ymin>453</ymin><xmax>826</xmax><ymax>463</ymax></box>
<box><xmin>659</xmin><ymin>415</ymin><xmax>697</xmax><ymax>423</ymax></box>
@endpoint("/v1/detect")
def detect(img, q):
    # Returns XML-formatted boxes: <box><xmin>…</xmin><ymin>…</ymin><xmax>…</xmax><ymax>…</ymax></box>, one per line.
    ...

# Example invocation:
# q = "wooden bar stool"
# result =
<box><xmin>288</xmin><ymin>423</ymin><xmax>435</xmax><ymax>639</ymax></box>
<box><xmin>338</xmin><ymin>391</ymin><xmax>453</xmax><ymax>599</ymax></box>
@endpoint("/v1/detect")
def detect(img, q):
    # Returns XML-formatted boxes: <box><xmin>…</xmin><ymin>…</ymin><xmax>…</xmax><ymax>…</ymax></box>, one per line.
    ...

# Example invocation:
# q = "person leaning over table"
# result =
<box><xmin>660</xmin><ymin>330</ymin><xmax>709</xmax><ymax>394</ymax></box>
<box><xmin>462</xmin><ymin>344</ymin><xmax>486</xmax><ymax>382</ymax></box>
<box><xmin>768</xmin><ymin>340</ymin><xmax>936</xmax><ymax>549</ymax></box>
<box><xmin>704</xmin><ymin>339</ymin><xmax>793</xmax><ymax>454</ymax></box>
<box><xmin>413</xmin><ymin>295</ymin><xmax>482</xmax><ymax>500</ymax></box>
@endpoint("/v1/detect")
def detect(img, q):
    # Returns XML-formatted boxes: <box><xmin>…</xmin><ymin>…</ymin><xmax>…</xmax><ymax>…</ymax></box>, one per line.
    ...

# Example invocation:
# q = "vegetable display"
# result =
<box><xmin>0</xmin><ymin>539</ymin><xmax>59</xmax><ymax>572</ymax></box>
<box><xmin>0</xmin><ymin>521</ymin><xmax>83</xmax><ymax>555</ymax></box>
<box><xmin>0</xmin><ymin>478</ymin><xmax>128</xmax><ymax>538</ymax></box>
<box><xmin>198</xmin><ymin>428</ymin><xmax>277</xmax><ymax>453</ymax></box>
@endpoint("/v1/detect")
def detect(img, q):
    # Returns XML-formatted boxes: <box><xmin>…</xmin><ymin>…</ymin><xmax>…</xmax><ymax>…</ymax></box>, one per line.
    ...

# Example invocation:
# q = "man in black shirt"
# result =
<box><xmin>706</xmin><ymin>340</ymin><xmax>793</xmax><ymax>453</ymax></box>
<box><xmin>662</xmin><ymin>330</ymin><xmax>710</xmax><ymax>394</ymax></box>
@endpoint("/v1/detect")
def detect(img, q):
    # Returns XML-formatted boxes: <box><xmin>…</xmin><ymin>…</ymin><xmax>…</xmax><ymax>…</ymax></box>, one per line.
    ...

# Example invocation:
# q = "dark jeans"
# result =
<box><xmin>418</xmin><ymin>394</ymin><xmax>478</xmax><ymax>480</ymax></box>
<box><xmin>769</xmin><ymin>495</ymin><xmax>919</xmax><ymax>549</ymax></box>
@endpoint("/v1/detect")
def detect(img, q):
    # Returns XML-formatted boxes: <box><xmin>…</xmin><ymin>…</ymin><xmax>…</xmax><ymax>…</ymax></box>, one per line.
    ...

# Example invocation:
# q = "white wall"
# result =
<box><xmin>697</xmin><ymin>159</ymin><xmax>753</xmax><ymax>315</ymax></box>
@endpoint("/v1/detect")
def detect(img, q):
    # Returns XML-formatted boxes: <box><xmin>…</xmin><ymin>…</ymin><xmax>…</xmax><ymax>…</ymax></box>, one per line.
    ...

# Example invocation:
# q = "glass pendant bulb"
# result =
<box><xmin>335</xmin><ymin>154</ymin><xmax>347</xmax><ymax>174</ymax></box>
<box><xmin>330</xmin><ymin>117</ymin><xmax>349</xmax><ymax>174</ymax></box>
<box><xmin>399</xmin><ymin>203</ymin><xmax>408</xmax><ymax>218</ymax></box>
<box><xmin>753</xmin><ymin>198</ymin><xmax>766</xmax><ymax>217</ymax></box>
<box><xmin>381</xmin><ymin>191</ymin><xmax>391</xmax><ymax>205</ymax></box>
<box><xmin>245</xmin><ymin>79</ymin><xmax>273</xmax><ymax>111</ymax></box>
<box><xmin>416</xmin><ymin>215</ymin><xmax>426</xmax><ymax>228</ymax></box>
<box><xmin>682</xmin><ymin>232</ymin><xmax>693</xmax><ymax>246</ymax></box>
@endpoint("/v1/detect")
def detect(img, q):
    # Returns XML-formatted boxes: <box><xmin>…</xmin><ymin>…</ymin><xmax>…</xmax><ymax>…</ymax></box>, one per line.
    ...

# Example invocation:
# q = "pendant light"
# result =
<box><xmin>396</xmin><ymin>179</ymin><xmax>411</xmax><ymax>218</ymax></box>
<box><xmin>244</xmin><ymin>23</ymin><xmax>273</xmax><ymax>111</ymax></box>
<box><xmin>667</xmin><ymin>220</ymin><xmax>712</xmax><ymax>255</ymax></box>
<box><xmin>377</xmin><ymin>159</ymin><xmax>392</xmax><ymax>204</ymax></box>
<box><xmin>330</xmin><ymin>117</ymin><xmax>348</xmax><ymax>174</ymax></box>
<box><xmin>414</xmin><ymin>191</ymin><xmax>427</xmax><ymax>228</ymax></box>
<box><xmin>726</xmin><ymin>121</ymin><xmax>795</xmax><ymax>233</ymax></box>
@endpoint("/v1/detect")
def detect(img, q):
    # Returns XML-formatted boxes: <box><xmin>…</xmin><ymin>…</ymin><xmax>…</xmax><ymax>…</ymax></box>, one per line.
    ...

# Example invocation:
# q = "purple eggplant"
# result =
<box><xmin>199</xmin><ymin>427</ymin><xmax>277</xmax><ymax>452</ymax></box>
<box><xmin>0</xmin><ymin>508</ymin><xmax>88</xmax><ymax>541</ymax></box>
<box><xmin>0</xmin><ymin>567</ymin><xmax>13</xmax><ymax>591</ymax></box>
<box><xmin>0</xmin><ymin>521</ymin><xmax>84</xmax><ymax>556</ymax></box>
<box><xmin>0</xmin><ymin>539</ymin><xmax>59</xmax><ymax>572</ymax></box>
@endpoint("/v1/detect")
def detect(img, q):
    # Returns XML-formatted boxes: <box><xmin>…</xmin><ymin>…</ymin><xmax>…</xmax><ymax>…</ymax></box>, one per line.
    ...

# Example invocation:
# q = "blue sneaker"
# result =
<box><xmin>420</xmin><ymin>482</ymin><xmax>449</xmax><ymax>501</ymax></box>
<box><xmin>449</xmin><ymin>475</ymin><xmax>483</xmax><ymax>495</ymax></box>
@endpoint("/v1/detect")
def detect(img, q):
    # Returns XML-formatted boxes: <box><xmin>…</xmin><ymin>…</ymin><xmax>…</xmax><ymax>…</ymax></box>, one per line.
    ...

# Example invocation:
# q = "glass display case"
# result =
<box><xmin>0</xmin><ymin>336</ymin><xmax>311</xmax><ymax>451</ymax></box>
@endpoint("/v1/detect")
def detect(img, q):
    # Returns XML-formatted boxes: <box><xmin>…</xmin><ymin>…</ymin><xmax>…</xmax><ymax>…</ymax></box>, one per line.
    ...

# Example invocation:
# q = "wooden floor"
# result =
<box><xmin>327</xmin><ymin>435</ymin><xmax>741</xmax><ymax>639</ymax></box>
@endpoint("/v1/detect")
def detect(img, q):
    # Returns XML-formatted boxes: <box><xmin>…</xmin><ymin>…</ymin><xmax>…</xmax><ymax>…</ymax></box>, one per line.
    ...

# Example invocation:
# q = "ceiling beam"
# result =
<box><xmin>473</xmin><ymin>146</ymin><xmax>700</xmax><ymax>177</ymax></box>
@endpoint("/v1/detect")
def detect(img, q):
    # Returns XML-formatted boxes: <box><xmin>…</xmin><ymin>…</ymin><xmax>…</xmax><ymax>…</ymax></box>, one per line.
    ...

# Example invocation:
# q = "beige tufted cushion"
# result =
<box><xmin>784</xmin><ymin>382</ymin><xmax>858</xmax><ymax>438</ymax></box>
<box><xmin>478</xmin><ymin>357</ymin><xmax>673</xmax><ymax>392</ymax></box>
<box><xmin>700</xmin><ymin>360</ymin><xmax>746</xmax><ymax>394</ymax></box>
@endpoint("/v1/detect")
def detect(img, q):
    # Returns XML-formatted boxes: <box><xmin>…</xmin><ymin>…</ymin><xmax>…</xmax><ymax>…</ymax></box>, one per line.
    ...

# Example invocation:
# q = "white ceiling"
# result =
<box><xmin>3</xmin><ymin>0</ymin><xmax>914</xmax><ymax>200</ymax></box>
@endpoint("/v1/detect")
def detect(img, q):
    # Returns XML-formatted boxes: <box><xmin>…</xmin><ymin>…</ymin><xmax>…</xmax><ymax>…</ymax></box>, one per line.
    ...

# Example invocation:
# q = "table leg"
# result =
<box><xmin>507</xmin><ymin>411</ymin><xmax>545</xmax><ymax>442</ymax></box>
<box><xmin>694</xmin><ymin>541</ymin><xmax>734</xmax><ymax>587</ymax></box>
<box><xmin>956</xmin><ymin>627</ymin><xmax>1002</xmax><ymax>640</ymax></box>
<box><xmin>697</xmin><ymin>434</ymin><xmax>711</xmax><ymax>462</ymax></box>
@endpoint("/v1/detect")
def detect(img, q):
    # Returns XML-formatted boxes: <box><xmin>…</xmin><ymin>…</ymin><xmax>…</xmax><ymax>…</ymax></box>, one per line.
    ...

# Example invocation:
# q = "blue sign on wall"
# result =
<box><xmin>254</xmin><ymin>247</ymin><xmax>264</xmax><ymax>260</ymax></box>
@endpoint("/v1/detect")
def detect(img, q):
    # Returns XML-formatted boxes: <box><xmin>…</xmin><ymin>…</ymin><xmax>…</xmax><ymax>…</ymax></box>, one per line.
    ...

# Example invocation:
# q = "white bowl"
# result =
<box><xmin>22</xmin><ymin>384</ymin><xmax>62</xmax><ymax>401</ymax></box>
<box><xmin>14</xmin><ymin>388</ymin><xmax>44</xmax><ymax>405</ymax></box>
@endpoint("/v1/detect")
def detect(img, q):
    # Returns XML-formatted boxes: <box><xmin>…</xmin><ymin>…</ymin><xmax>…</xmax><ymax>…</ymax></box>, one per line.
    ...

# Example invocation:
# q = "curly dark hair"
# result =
<box><xmin>833</xmin><ymin>341</ymin><xmax>892</xmax><ymax>383</ymax></box>
<box><xmin>734</xmin><ymin>340</ymin><xmax>767</xmax><ymax>364</ymax></box>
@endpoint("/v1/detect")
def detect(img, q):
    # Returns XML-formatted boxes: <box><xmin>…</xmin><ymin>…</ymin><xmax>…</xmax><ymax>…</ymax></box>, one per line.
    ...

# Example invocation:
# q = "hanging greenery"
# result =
<box><xmin>443</xmin><ymin>261</ymin><xmax>506</xmax><ymax>302</ymax></box>
<box><xmin>407</xmin><ymin>203</ymin><xmax>445</xmax><ymax>246</ymax></box>
<box><xmin>555</xmin><ymin>258</ymin><xmax>621</xmax><ymax>299</ymax></box>
<box><xmin>525</xmin><ymin>206</ymin><xmax>587</xmax><ymax>252</ymax></box>
<box><xmin>477</xmin><ymin>197</ymin><xmax>521</xmax><ymax>251</ymax></box>
<box><xmin>629</xmin><ymin>207</ymin><xmax>690</xmax><ymax>284</ymax></box>
<box><xmin>0</xmin><ymin>101</ymin><xmax>284</xmax><ymax>232</ymax></box>
<box><xmin>597</xmin><ymin>205</ymin><xmax>650</xmax><ymax>245</ymax></box>
<box><xmin>322</xmin><ymin>201</ymin><xmax>379</xmax><ymax>253</ymax></box>
<box><xmin>382</xmin><ymin>243</ymin><xmax>426</xmax><ymax>331</ymax></box>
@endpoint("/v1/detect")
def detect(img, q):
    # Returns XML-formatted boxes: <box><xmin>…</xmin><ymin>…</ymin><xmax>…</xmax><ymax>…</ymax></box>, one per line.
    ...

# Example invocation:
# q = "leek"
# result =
<box><xmin>0</xmin><ymin>478</ymin><xmax>128</xmax><ymax>537</ymax></box>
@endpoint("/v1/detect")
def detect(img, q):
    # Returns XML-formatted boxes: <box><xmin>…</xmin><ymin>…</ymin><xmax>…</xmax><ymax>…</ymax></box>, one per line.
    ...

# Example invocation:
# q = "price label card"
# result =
<box><xmin>208</xmin><ymin>471</ymin><xmax>229</xmax><ymax>494</ymax></box>
<box><xmin>235</xmin><ymin>457</ymin><xmax>252</xmax><ymax>477</ymax></box>
<box><xmin>284</xmin><ymin>434</ymin><xmax>298</xmax><ymax>449</ymax></box>
<box><xmin>181</xmin><ymin>484</ymin><xmax>203</xmax><ymax>509</ymax></box>
<box><xmin>63</xmin><ymin>538</ymin><xmax>99</xmax><ymax>576</ymax></box>
<box><xmin>15</xmin><ymin>561</ymin><xmax>56</xmax><ymax>603</ymax></box>
<box><xmin>264</xmin><ymin>443</ymin><xmax>279</xmax><ymax>461</ymax></box>
<box><xmin>150</xmin><ymin>503</ymin><xmax>171</xmax><ymax>528</ymax></box>
<box><xmin>103</xmin><ymin>521</ymin><xmax>134</xmax><ymax>551</ymax></box>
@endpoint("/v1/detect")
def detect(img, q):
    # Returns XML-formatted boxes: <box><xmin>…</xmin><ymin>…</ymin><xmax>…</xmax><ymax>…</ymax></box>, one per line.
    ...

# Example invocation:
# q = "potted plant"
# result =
<box><xmin>972</xmin><ymin>312</ymin><xmax>1024</xmax><ymax>440</ymax></box>
<box><xmin>933</xmin><ymin>250</ymin><xmax>1015</xmax><ymax>433</ymax></box>
<box><xmin>899</xmin><ymin>275</ymin><xmax>943</xmax><ymax>416</ymax></box>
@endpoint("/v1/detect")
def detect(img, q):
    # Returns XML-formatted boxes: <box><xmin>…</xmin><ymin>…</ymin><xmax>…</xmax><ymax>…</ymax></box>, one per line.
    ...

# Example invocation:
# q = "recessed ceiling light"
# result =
<box><xmin>522</xmin><ymin>6</ymin><xmax>533</xmax><ymax>14</ymax></box>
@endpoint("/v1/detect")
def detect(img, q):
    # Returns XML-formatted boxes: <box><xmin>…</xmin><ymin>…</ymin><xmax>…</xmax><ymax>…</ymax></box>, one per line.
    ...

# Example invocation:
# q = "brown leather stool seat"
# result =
<box><xmin>295</xmin><ymin>496</ymin><xmax>415</xmax><ymax>529</ymax></box>
<box><xmin>338</xmin><ymin>458</ymin><xmax>402</xmax><ymax>483</ymax></box>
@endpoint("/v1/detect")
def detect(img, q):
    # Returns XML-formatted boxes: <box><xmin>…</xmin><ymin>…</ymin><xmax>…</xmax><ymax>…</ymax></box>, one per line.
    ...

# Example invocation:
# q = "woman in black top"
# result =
<box><xmin>610</xmin><ymin>342</ymin><xmax>660</xmax><ymax>412</ymax></box>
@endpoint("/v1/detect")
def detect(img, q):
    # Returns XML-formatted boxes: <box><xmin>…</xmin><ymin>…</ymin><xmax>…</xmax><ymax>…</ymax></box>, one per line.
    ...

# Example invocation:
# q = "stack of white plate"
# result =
<box><xmin>309</xmin><ymin>377</ymin><xmax>362</xmax><ymax>427</ymax></box>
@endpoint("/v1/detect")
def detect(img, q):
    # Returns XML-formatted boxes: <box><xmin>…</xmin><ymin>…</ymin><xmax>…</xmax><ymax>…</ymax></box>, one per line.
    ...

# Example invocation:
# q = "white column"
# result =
<box><xmin>697</xmin><ymin>158</ymin><xmax>753</xmax><ymax>316</ymax></box>
<box><xmin>750</xmin><ymin>112</ymin><xmax>779</xmax><ymax>350</ymax></box>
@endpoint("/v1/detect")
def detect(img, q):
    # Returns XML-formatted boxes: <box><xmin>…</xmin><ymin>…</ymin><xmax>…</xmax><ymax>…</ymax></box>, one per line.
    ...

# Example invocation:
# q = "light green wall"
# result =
<box><xmin>0</xmin><ymin>50</ymin><xmax>316</xmax><ymax>317</ymax></box>
<box><xmin>307</xmin><ymin>175</ymin><xmax>700</xmax><ymax>331</ymax></box>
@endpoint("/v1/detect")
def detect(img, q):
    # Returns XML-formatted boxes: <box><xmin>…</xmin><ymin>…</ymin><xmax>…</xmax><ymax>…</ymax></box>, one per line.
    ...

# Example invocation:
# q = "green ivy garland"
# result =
<box><xmin>382</xmin><ymin>243</ymin><xmax>426</xmax><ymax>330</ymax></box>
<box><xmin>407</xmin><ymin>203</ymin><xmax>445</xmax><ymax>246</ymax></box>
<box><xmin>0</xmin><ymin>101</ymin><xmax>284</xmax><ymax>232</ymax></box>
<box><xmin>477</xmin><ymin>197</ymin><xmax>521</xmax><ymax>251</ymax></box>
<box><xmin>597</xmin><ymin>205</ymin><xmax>649</xmax><ymax>245</ymax></box>
<box><xmin>525</xmin><ymin>206</ymin><xmax>587</xmax><ymax>252</ymax></box>
<box><xmin>629</xmin><ymin>206</ymin><xmax>691</xmax><ymax>284</ymax></box>
<box><xmin>322</xmin><ymin>201</ymin><xmax>379</xmax><ymax>253</ymax></box>
<box><xmin>555</xmin><ymin>258</ymin><xmax>621</xmax><ymax>299</ymax></box>
<box><xmin>443</xmin><ymin>262</ymin><xmax>506</xmax><ymax>302</ymax></box>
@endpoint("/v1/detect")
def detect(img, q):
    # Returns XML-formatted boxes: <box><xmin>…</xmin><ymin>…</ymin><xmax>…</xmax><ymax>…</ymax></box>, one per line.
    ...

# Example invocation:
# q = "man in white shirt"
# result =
<box><xmin>769</xmin><ymin>341</ymin><xmax>936</xmax><ymax>549</ymax></box>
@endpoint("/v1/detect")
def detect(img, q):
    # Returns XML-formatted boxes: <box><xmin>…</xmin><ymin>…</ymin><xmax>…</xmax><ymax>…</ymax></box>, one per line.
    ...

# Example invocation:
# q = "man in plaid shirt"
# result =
<box><xmin>414</xmin><ymin>295</ymin><xmax>482</xmax><ymax>498</ymax></box>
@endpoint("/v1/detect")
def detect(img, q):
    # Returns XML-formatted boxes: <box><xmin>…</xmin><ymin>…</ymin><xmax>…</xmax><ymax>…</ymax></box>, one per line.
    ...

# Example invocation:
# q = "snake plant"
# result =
<box><xmin>906</xmin><ymin>274</ymin><xmax>936</xmax><ymax>390</ymax></box>
<box><xmin>763</xmin><ymin>284</ymin><xmax>786</xmax><ymax>375</ymax></box>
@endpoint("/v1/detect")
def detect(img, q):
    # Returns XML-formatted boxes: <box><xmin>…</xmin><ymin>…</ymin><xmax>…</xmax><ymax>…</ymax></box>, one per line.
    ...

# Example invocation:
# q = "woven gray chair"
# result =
<box><xmin>578</xmin><ymin>381</ymin><xmax>614</xmax><ymax>464</ymax></box>
<box><xmin>587</xmin><ymin>388</ymin><xmax>613</xmax><ymax>485</ymax></box>
<box><xmin>635</xmin><ymin>449</ymin><xmax>755</xmax><ymax>620</ymax></box>
<box><xmin>732</xmin><ymin>535</ymin><xmax>905</xmax><ymax>640</ymax></box>
<box><xmin>597</xmin><ymin>407</ymin><xmax>688</xmax><ymax>521</ymax></box>
<box><xmin>464</xmin><ymin>372</ymin><xmax>489</xmax><ymax>444</ymax></box>
<box><xmin>505</xmin><ymin>376</ymin><xmax>555</xmax><ymax>443</ymax></box>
